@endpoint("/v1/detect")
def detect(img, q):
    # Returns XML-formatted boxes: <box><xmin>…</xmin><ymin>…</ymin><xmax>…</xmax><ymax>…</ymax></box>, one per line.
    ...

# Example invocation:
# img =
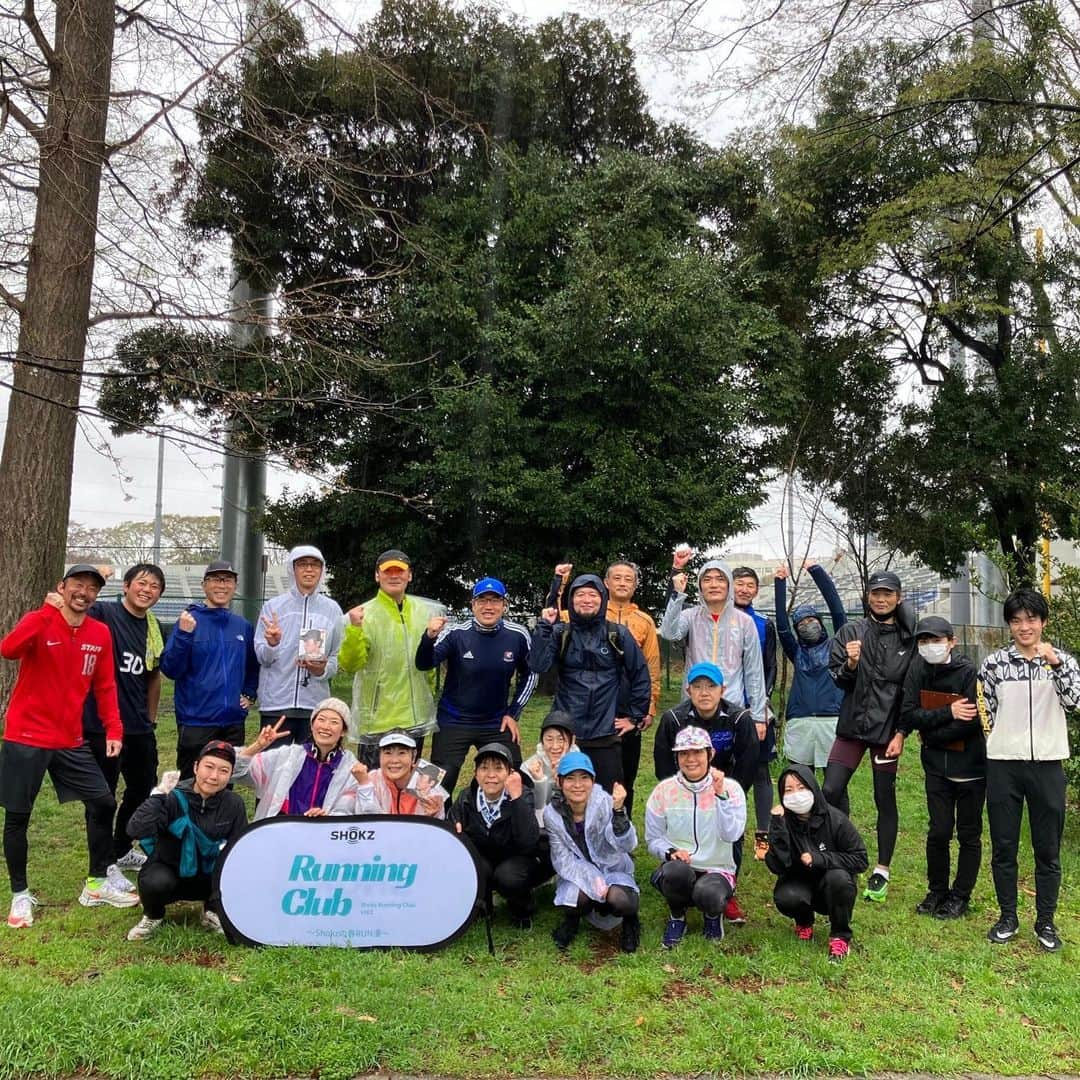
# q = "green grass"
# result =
<box><xmin>1</xmin><ymin>682</ymin><xmax>1078</xmax><ymax>1079</ymax></box>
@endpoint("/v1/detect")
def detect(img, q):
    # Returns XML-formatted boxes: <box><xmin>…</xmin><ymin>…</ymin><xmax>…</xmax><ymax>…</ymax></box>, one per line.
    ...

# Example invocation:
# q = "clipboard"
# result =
<box><xmin>920</xmin><ymin>690</ymin><xmax>965</xmax><ymax>751</ymax></box>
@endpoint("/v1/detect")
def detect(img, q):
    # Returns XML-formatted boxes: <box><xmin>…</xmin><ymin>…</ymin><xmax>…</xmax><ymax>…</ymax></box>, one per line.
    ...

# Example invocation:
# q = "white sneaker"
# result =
<box><xmin>126</xmin><ymin>916</ymin><xmax>163</xmax><ymax>941</ymax></box>
<box><xmin>200</xmin><ymin>910</ymin><xmax>224</xmax><ymax>934</ymax></box>
<box><xmin>7</xmin><ymin>892</ymin><xmax>39</xmax><ymax>929</ymax></box>
<box><xmin>106</xmin><ymin>864</ymin><xmax>136</xmax><ymax>893</ymax></box>
<box><xmin>115</xmin><ymin>849</ymin><xmax>147</xmax><ymax>870</ymax></box>
<box><xmin>79</xmin><ymin>878</ymin><xmax>140</xmax><ymax>908</ymax></box>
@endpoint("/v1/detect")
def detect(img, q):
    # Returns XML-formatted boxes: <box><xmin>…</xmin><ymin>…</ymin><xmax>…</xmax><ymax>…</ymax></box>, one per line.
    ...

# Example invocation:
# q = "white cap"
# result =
<box><xmin>377</xmin><ymin>730</ymin><xmax>417</xmax><ymax>750</ymax></box>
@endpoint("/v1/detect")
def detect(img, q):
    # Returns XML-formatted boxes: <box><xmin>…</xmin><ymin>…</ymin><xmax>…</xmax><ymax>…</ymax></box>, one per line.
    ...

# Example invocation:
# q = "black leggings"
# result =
<box><xmin>652</xmin><ymin>860</ymin><xmax>732</xmax><ymax>918</ymax></box>
<box><xmin>561</xmin><ymin>884</ymin><xmax>639</xmax><ymax>919</ymax></box>
<box><xmin>823</xmin><ymin>762</ymin><xmax>898</xmax><ymax>867</ymax></box>
<box><xmin>137</xmin><ymin>861</ymin><xmax>216</xmax><ymax>920</ymax></box>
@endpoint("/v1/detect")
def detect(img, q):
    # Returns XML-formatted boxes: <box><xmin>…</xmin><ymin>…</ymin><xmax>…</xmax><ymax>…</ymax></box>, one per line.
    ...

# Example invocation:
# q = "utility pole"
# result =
<box><xmin>151</xmin><ymin>431</ymin><xmax>165</xmax><ymax>565</ymax></box>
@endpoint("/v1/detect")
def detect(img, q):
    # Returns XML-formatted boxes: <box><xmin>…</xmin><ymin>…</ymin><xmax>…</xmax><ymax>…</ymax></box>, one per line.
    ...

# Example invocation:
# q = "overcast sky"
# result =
<box><xmin>1</xmin><ymin>0</ymin><xmax>818</xmax><ymax>562</ymax></box>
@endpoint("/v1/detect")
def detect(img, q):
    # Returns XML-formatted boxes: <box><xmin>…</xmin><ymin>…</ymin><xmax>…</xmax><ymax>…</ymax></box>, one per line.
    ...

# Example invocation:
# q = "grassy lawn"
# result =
<box><xmin>1</xmin><ymin>681</ymin><xmax>1078</xmax><ymax>1079</ymax></box>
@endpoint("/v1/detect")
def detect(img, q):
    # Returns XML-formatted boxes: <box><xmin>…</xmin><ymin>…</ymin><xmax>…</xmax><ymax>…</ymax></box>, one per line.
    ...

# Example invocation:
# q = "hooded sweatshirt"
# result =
<box><xmin>659</xmin><ymin>560</ymin><xmax>767</xmax><ymax>723</ymax></box>
<box><xmin>528</xmin><ymin>574</ymin><xmax>651</xmax><ymax>743</ymax></box>
<box><xmin>764</xmin><ymin>764</ymin><xmax>868</xmax><ymax>879</ymax></box>
<box><xmin>254</xmin><ymin>545</ymin><xmax>344</xmax><ymax>714</ymax></box>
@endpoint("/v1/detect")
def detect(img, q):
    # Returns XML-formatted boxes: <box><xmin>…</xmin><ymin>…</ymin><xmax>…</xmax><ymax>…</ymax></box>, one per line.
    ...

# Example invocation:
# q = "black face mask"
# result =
<box><xmin>797</xmin><ymin>623</ymin><xmax>824</xmax><ymax>645</ymax></box>
<box><xmin>868</xmin><ymin>605</ymin><xmax>898</xmax><ymax>623</ymax></box>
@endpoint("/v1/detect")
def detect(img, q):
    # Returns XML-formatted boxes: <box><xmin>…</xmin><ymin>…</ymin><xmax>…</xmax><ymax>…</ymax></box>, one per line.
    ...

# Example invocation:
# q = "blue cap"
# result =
<box><xmin>556</xmin><ymin>750</ymin><xmax>596</xmax><ymax>779</ymax></box>
<box><xmin>686</xmin><ymin>661</ymin><xmax>724</xmax><ymax>686</ymax></box>
<box><xmin>472</xmin><ymin>577</ymin><xmax>506</xmax><ymax>599</ymax></box>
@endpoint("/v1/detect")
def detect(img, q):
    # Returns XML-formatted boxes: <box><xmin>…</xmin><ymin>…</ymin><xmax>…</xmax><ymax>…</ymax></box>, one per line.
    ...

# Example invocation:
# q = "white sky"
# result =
<box><xmin>2</xmin><ymin>0</ymin><xmax>811</xmax><ymax>561</ymax></box>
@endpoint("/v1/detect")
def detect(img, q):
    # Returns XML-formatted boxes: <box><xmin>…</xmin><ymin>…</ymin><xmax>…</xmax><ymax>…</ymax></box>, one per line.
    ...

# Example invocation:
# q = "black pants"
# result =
<box><xmin>985</xmin><ymin>759</ymin><xmax>1066</xmax><ymax>923</ymax></box>
<box><xmin>137</xmin><ymin>860</ymin><xmax>217</xmax><ymax>919</ymax></box>
<box><xmin>652</xmin><ymin>860</ymin><xmax>732</xmax><ymax>918</ymax></box>
<box><xmin>925</xmin><ymin>771</ymin><xmax>985</xmax><ymax>901</ymax></box>
<box><xmin>86</xmin><ymin>731</ymin><xmax>159</xmax><ymax>860</ymax></box>
<box><xmin>176</xmin><ymin>723</ymin><xmax>246</xmax><ymax>781</ymax></box>
<box><xmin>475</xmin><ymin>852</ymin><xmax>552</xmax><ymax>917</ymax></box>
<box><xmin>560</xmin><ymin>884</ymin><xmax>639</xmax><ymax>918</ymax></box>
<box><xmin>823</xmin><ymin>763</ymin><xmax>898</xmax><ymax>866</ymax></box>
<box><xmin>773</xmin><ymin>869</ymin><xmax>857</xmax><ymax>942</ymax></box>
<box><xmin>578</xmin><ymin>742</ymin><xmax>623</xmax><ymax>795</ymax></box>
<box><xmin>620</xmin><ymin>729</ymin><xmax>642</xmax><ymax>815</ymax></box>
<box><xmin>430</xmin><ymin>725</ymin><xmax>520</xmax><ymax>796</ymax></box>
<box><xmin>356</xmin><ymin>736</ymin><xmax>427</xmax><ymax>771</ymax></box>
<box><xmin>259</xmin><ymin>709</ymin><xmax>310</xmax><ymax>747</ymax></box>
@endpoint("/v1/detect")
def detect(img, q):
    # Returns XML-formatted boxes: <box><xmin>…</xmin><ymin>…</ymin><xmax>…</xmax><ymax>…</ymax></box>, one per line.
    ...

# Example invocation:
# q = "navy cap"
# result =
<box><xmin>472</xmin><ymin>577</ymin><xmax>506</xmax><ymax>599</ymax></box>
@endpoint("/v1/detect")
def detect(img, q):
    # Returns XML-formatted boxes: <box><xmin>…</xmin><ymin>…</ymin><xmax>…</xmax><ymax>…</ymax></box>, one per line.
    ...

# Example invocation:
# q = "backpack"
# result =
<box><xmin>557</xmin><ymin>620</ymin><xmax>626</xmax><ymax>663</ymax></box>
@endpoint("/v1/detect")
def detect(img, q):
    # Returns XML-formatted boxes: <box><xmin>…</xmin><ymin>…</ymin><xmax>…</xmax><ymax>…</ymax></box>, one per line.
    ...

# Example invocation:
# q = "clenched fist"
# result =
<box><xmin>347</xmin><ymin>605</ymin><xmax>365</xmax><ymax>627</ymax></box>
<box><xmin>178</xmin><ymin>610</ymin><xmax>197</xmax><ymax>633</ymax></box>
<box><xmin>427</xmin><ymin>615</ymin><xmax>447</xmax><ymax>639</ymax></box>
<box><xmin>845</xmin><ymin>639</ymin><xmax>862</xmax><ymax>669</ymax></box>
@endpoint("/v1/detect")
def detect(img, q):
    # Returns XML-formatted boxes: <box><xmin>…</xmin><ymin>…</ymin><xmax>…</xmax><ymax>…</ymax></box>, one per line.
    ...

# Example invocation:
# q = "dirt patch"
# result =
<box><xmin>575</xmin><ymin>934</ymin><xmax>621</xmax><ymax>973</ymax></box>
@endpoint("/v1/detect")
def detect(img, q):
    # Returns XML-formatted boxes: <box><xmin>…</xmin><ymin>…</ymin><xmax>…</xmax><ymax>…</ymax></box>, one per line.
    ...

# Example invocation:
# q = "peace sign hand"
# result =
<box><xmin>255</xmin><ymin>716</ymin><xmax>289</xmax><ymax>751</ymax></box>
<box><xmin>261</xmin><ymin>611</ymin><xmax>283</xmax><ymax>647</ymax></box>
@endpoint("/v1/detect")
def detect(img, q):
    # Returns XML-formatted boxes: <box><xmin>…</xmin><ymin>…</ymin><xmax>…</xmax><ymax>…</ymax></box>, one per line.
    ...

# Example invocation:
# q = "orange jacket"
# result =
<box><xmin>606</xmin><ymin>600</ymin><xmax>661</xmax><ymax>717</ymax></box>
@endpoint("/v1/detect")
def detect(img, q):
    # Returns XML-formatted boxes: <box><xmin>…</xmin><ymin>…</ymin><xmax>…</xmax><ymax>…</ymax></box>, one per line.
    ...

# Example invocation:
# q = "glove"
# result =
<box><xmin>152</xmin><ymin>770</ymin><xmax>180</xmax><ymax>796</ymax></box>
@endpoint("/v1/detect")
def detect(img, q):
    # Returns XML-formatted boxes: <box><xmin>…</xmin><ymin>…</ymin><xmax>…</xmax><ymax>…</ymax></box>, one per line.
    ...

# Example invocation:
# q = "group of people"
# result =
<box><xmin>0</xmin><ymin>543</ymin><xmax>1075</xmax><ymax>957</ymax></box>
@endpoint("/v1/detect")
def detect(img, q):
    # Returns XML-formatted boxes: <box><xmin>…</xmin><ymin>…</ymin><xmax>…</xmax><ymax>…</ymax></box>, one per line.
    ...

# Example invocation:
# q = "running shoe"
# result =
<box><xmin>106</xmin><ymin>864</ymin><xmax>136</xmax><ymax>894</ymax></box>
<box><xmin>827</xmin><ymin>937</ymin><xmax>850</xmax><ymax>963</ymax></box>
<box><xmin>115</xmin><ymin>849</ymin><xmax>147</xmax><ymax>870</ymax></box>
<box><xmin>79</xmin><ymin>878</ymin><xmax>140</xmax><ymax>908</ymax></box>
<box><xmin>662</xmin><ymin>917</ymin><xmax>687</xmax><ymax>949</ymax></box>
<box><xmin>987</xmin><ymin>913</ymin><xmax>1019</xmax><ymax>944</ymax></box>
<box><xmin>934</xmin><ymin>895</ymin><xmax>969</xmax><ymax>921</ymax></box>
<box><xmin>794</xmin><ymin>923</ymin><xmax>814</xmax><ymax>942</ymax></box>
<box><xmin>126</xmin><ymin>916</ymin><xmax>163</xmax><ymax>941</ymax></box>
<box><xmin>863</xmin><ymin>872</ymin><xmax>889</xmax><ymax>902</ymax></box>
<box><xmin>915</xmin><ymin>891</ymin><xmax>944</xmax><ymax>916</ymax></box>
<box><xmin>619</xmin><ymin>913</ymin><xmax>641</xmax><ymax>953</ymax></box>
<box><xmin>724</xmin><ymin>896</ymin><xmax>747</xmax><ymax>924</ymax></box>
<box><xmin>7</xmin><ymin>892</ymin><xmax>39</xmax><ymax>929</ymax></box>
<box><xmin>753</xmin><ymin>831</ymin><xmax>769</xmax><ymax>861</ymax></box>
<box><xmin>200</xmin><ymin>910</ymin><xmax>224</xmax><ymax>934</ymax></box>
<box><xmin>551</xmin><ymin>913</ymin><xmax>580</xmax><ymax>951</ymax></box>
<box><xmin>1034</xmin><ymin>922</ymin><xmax>1062</xmax><ymax>953</ymax></box>
<box><xmin>702</xmin><ymin>914</ymin><xmax>724</xmax><ymax>942</ymax></box>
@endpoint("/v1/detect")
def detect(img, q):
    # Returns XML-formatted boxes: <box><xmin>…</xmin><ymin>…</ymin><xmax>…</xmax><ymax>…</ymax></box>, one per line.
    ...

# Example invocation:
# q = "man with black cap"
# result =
<box><xmin>339</xmin><ymin>550</ymin><xmax>442</xmax><ymax>767</ymax></box>
<box><xmin>1</xmin><ymin>565</ymin><xmax>136</xmax><ymax>928</ymax></box>
<box><xmin>825</xmin><ymin>569</ymin><xmax>917</xmax><ymax>903</ymax></box>
<box><xmin>160</xmin><ymin>560</ymin><xmax>259</xmax><ymax>780</ymax></box>
<box><xmin>898</xmin><ymin>616</ymin><xmax>984</xmax><ymax>920</ymax></box>
<box><xmin>449</xmin><ymin>742</ymin><xmax>550</xmax><ymax>929</ymax></box>
<box><xmin>417</xmin><ymin>577</ymin><xmax>536</xmax><ymax>796</ymax></box>
<box><xmin>124</xmin><ymin>739</ymin><xmax>248</xmax><ymax>941</ymax></box>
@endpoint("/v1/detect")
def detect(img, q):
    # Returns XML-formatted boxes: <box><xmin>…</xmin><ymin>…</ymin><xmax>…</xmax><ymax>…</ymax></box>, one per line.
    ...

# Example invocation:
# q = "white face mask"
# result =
<box><xmin>918</xmin><ymin>642</ymin><xmax>951</xmax><ymax>665</ymax></box>
<box><xmin>782</xmin><ymin>789</ymin><xmax>815</xmax><ymax>815</ymax></box>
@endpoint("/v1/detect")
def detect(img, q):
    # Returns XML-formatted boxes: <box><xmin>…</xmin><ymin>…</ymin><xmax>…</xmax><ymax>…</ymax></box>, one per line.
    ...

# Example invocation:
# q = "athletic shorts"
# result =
<box><xmin>783</xmin><ymin>716</ymin><xmax>839</xmax><ymax>769</ymax></box>
<box><xmin>0</xmin><ymin>741</ymin><xmax>112</xmax><ymax>813</ymax></box>
<box><xmin>827</xmin><ymin>735</ymin><xmax>899</xmax><ymax>775</ymax></box>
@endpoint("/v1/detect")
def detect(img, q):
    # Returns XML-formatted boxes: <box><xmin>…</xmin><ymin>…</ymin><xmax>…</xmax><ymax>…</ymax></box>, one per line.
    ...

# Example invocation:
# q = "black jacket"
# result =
<box><xmin>898</xmin><ymin>653</ymin><xmax>985</xmax><ymax>779</ymax></box>
<box><xmin>653</xmin><ymin>697</ymin><xmax>759</xmax><ymax>794</ymax></box>
<box><xmin>127</xmin><ymin>778</ymin><xmax>248</xmax><ymax>874</ymax></box>
<box><xmin>828</xmin><ymin>603</ymin><xmax>917</xmax><ymax>745</ymax></box>
<box><xmin>765</xmin><ymin>764</ymin><xmax>868</xmax><ymax>879</ymax></box>
<box><xmin>449</xmin><ymin>777</ymin><xmax>540</xmax><ymax>865</ymax></box>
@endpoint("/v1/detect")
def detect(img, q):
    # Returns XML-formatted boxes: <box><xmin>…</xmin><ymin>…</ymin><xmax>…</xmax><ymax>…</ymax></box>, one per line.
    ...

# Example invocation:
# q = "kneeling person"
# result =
<box><xmin>125</xmin><ymin>740</ymin><xmax>248</xmax><ymax>940</ymax></box>
<box><xmin>544</xmin><ymin>751</ymin><xmax>640</xmax><ymax>953</ymax></box>
<box><xmin>765</xmin><ymin>765</ymin><xmax>868</xmax><ymax>962</ymax></box>
<box><xmin>351</xmin><ymin>730</ymin><xmax>448</xmax><ymax>818</ymax></box>
<box><xmin>645</xmin><ymin>726</ymin><xmax>746</xmax><ymax>947</ymax></box>
<box><xmin>450</xmin><ymin>743</ymin><xmax>550</xmax><ymax>929</ymax></box>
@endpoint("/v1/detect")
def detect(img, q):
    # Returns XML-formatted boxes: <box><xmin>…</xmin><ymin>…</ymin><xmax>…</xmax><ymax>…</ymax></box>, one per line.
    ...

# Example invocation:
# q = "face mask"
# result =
<box><xmin>782</xmin><ymin>789</ymin><xmax>815</xmax><ymax>815</ymax></box>
<box><xmin>797</xmin><ymin>623</ymin><xmax>824</xmax><ymax>645</ymax></box>
<box><xmin>918</xmin><ymin>642</ymin><xmax>951</xmax><ymax>665</ymax></box>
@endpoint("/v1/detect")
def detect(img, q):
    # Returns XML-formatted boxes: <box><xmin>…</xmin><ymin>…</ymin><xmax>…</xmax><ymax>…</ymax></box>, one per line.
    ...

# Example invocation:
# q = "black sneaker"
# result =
<box><xmin>916</xmin><ymin>891</ymin><xmax>944</xmax><ymax>916</ymax></box>
<box><xmin>619</xmin><ymin>913</ymin><xmax>641</xmax><ymax>954</ymax></box>
<box><xmin>511</xmin><ymin>915</ymin><xmax>533</xmax><ymax>931</ymax></box>
<box><xmin>987</xmin><ymin>913</ymin><xmax>1019</xmax><ymax>944</ymax></box>
<box><xmin>551</xmin><ymin>913</ymin><xmax>580</xmax><ymax>951</ymax></box>
<box><xmin>1034</xmin><ymin>922</ymin><xmax>1062</xmax><ymax>953</ymax></box>
<box><xmin>934</xmin><ymin>895</ymin><xmax>969</xmax><ymax>921</ymax></box>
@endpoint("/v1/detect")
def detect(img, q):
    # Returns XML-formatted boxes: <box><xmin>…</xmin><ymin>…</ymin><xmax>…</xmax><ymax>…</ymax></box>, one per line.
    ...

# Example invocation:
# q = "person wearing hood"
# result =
<box><xmin>339</xmin><ymin>550</ymin><xmax>442</xmax><ymax>767</ymax></box>
<box><xmin>522</xmin><ymin>710</ymin><xmax>576</xmax><ymax>827</ymax></box>
<box><xmin>659</xmin><ymin>548</ymin><xmax>767</xmax><ymax>729</ymax></box>
<box><xmin>160</xmin><ymin>560</ymin><xmax>259</xmax><ymax>780</ymax></box>
<box><xmin>825</xmin><ymin>570</ymin><xmax>916</xmax><ymax>904</ymax></box>
<box><xmin>529</xmin><ymin>574</ymin><xmax>651</xmax><ymax>794</ymax></box>
<box><xmin>417</xmin><ymin>577</ymin><xmax>536</xmax><ymax>796</ymax></box>
<box><xmin>254</xmin><ymin>545</ymin><xmax>344</xmax><ymax>747</ymax></box>
<box><xmin>897</xmin><ymin>617</ymin><xmax>984</xmax><ymax>921</ymax></box>
<box><xmin>645</xmin><ymin>726</ymin><xmax>747</xmax><ymax>948</ymax></box>
<box><xmin>232</xmin><ymin>698</ymin><xmax>361</xmax><ymax>819</ymax></box>
<box><xmin>765</xmin><ymin>764</ymin><xmax>868</xmax><ymax>962</ymax></box>
<box><xmin>449</xmin><ymin>743</ymin><xmax>550</xmax><ymax>929</ymax></box>
<box><xmin>774</xmin><ymin>560</ymin><xmax>847</xmax><ymax>775</ymax></box>
<box><xmin>124</xmin><ymin>739</ymin><xmax>248</xmax><ymax>941</ymax></box>
<box><xmin>544</xmin><ymin>751</ymin><xmax>640</xmax><ymax>953</ymax></box>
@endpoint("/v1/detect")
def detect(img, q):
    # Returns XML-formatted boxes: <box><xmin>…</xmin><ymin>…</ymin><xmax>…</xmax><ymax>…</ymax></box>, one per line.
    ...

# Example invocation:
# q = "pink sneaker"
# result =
<box><xmin>795</xmin><ymin>923</ymin><xmax>814</xmax><ymax>941</ymax></box>
<box><xmin>827</xmin><ymin>937</ymin><xmax>850</xmax><ymax>962</ymax></box>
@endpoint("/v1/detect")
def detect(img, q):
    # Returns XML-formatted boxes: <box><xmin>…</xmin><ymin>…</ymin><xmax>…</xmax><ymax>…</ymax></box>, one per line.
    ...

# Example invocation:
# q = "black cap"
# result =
<box><xmin>541</xmin><ymin>710</ymin><xmax>575</xmax><ymax>736</ymax></box>
<box><xmin>916</xmin><ymin>615</ymin><xmax>954</xmax><ymax>639</ymax></box>
<box><xmin>197</xmin><ymin>739</ymin><xmax>236</xmax><ymax>767</ymax></box>
<box><xmin>867</xmin><ymin>570</ymin><xmax>902</xmax><ymax>592</ymax></box>
<box><xmin>204</xmin><ymin>560</ymin><xmax>238</xmax><ymax>579</ymax></box>
<box><xmin>63</xmin><ymin>563</ymin><xmax>106</xmax><ymax>588</ymax></box>
<box><xmin>376</xmin><ymin>549</ymin><xmax>411</xmax><ymax>571</ymax></box>
<box><xmin>474</xmin><ymin>742</ymin><xmax>513</xmax><ymax>767</ymax></box>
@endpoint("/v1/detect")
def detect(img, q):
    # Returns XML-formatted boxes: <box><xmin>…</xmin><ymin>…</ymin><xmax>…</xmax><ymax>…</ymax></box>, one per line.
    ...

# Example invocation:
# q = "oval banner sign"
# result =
<box><xmin>215</xmin><ymin>815</ymin><xmax>479</xmax><ymax>949</ymax></box>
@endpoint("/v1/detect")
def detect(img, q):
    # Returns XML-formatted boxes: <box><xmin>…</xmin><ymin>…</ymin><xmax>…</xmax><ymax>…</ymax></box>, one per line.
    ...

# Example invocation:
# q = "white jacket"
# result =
<box><xmin>233</xmin><ymin>742</ymin><xmax>360</xmax><ymax>820</ymax></box>
<box><xmin>644</xmin><ymin>771</ymin><xmax>746</xmax><ymax>874</ymax></box>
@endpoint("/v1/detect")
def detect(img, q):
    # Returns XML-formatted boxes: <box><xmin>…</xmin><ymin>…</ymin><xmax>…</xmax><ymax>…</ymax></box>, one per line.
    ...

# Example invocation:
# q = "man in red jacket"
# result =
<box><xmin>0</xmin><ymin>564</ymin><xmax>138</xmax><ymax>928</ymax></box>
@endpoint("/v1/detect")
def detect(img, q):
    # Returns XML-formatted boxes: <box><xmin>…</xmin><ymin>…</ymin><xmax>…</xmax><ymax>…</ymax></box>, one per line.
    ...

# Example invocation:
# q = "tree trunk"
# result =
<box><xmin>0</xmin><ymin>0</ymin><xmax>115</xmax><ymax>709</ymax></box>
